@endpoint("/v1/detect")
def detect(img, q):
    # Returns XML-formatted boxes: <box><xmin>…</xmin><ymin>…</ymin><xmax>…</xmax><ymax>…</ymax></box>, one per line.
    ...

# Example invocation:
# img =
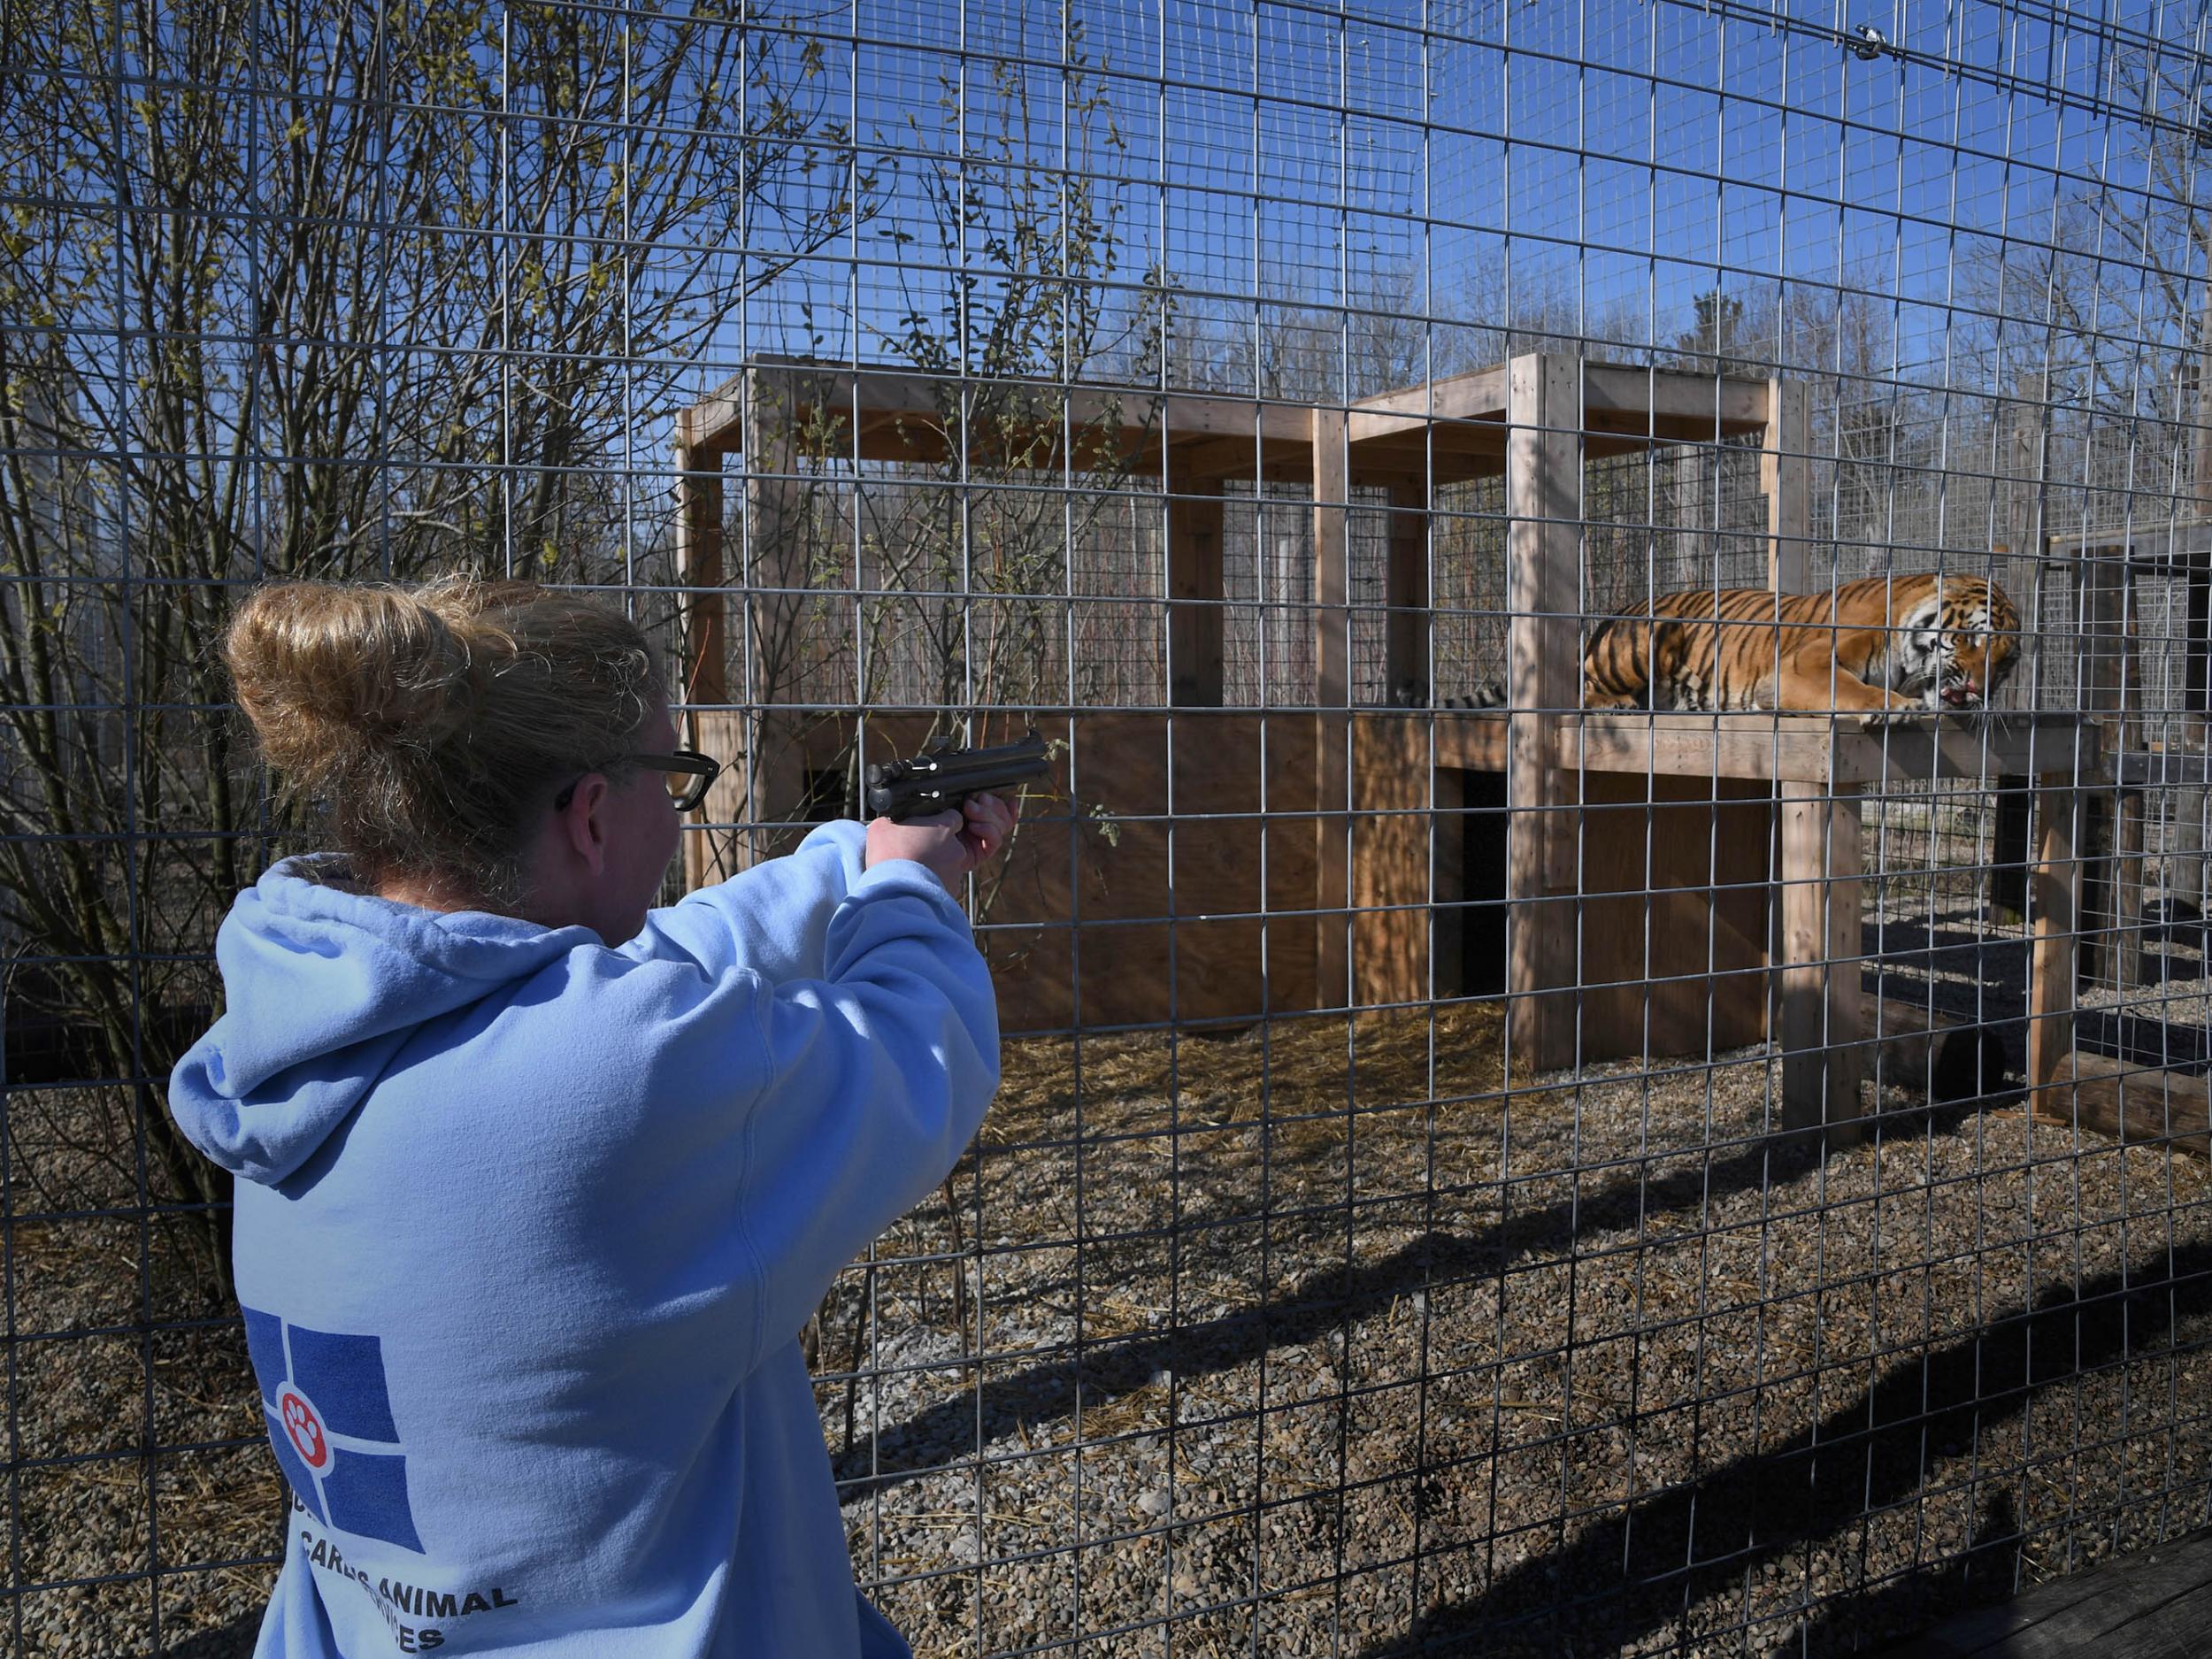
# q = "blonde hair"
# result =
<box><xmin>224</xmin><ymin>574</ymin><xmax>667</xmax><ymax>908</ymax></box>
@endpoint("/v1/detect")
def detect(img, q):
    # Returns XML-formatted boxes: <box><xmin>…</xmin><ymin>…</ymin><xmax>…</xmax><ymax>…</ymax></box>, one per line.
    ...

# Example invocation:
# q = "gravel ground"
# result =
<box><xmin>11</xmin><ymin>907</ymin><xmax>2211</xmax><ymax>1656</ymax></box>
<box><xmin>830</xmin><ymin>991</ymin><xmax>2212</xmax><ymax>1658</ymax></box>
<box><xmin>4</xmin><ymin>1093</ymin><xmax>279</xmax><ymax>1659</ymax></box>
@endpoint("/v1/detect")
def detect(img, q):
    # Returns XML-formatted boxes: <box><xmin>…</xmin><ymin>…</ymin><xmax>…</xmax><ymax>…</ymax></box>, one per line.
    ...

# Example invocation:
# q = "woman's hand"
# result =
<box><xmin>864</xmin><ymin>793</ymin><xmax>1018</xmax><ymax>890</ymax></box>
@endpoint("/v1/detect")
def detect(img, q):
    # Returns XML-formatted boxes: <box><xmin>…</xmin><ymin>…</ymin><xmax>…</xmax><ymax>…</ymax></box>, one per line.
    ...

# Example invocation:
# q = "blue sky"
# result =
<box><xmin>732</xmin><ymin>0</ymin><xmax>2210</xmax><ymax>401</ymax></box>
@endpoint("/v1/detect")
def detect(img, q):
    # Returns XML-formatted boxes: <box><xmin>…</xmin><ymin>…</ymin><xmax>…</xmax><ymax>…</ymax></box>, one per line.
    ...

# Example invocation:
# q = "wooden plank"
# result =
<box><xmin>1778</xmin><ymin>781</ymin><xmax>1864</xmax><ymax>1138</ymax></box>
<box><xmin>1553</xmin><ymin>713</ymin><xmax>2100</xmax><ymax>787</ymax></box>
<box><xmin>1764</xmin><ymin>376</ymin><xmax>1809</xmax><ymax>594</ymax></box>
<box><xmin>1562</xmin><ymin>713</ymin><xmax>1841</xmax><ymax>782</ymax></box>
<box><xmin>2028</xmin><ymin>787</ymin><xmax>2084</xmax><ymax>1090</ymax></box>
<box><xmin>687</xmin><ymin>709</ymin><xmax>1324</xmax><ymax>1033</ymax></box>
<box><xmin>1876</xmin><ymin>1527</ymin><xmax>2212</xmax><ymax>1656</ymax></box>
<box><xmin>1571</xmin><ymin>772</ymin><xmax>1773</xmax><ymax>1060</ymax></box>
<box><xmin>1505</xmin><ymin>353</ymin><xmax>1582</xmax><ymax>1069</ymax></box>
<box><xmin>1432</xmin><ymin>712</ymin><xmax>1510</xmax><ymax>772</ymax></box>
<box><xmin>1167</xmin><ymin>472</ymin><xmax>1225</xmax><ymax>706</ymax></box>
<box><xmin>2028</xmin><ymin>1051</ymin><xmax>2211</xmax><ymax>1158</ymax></box>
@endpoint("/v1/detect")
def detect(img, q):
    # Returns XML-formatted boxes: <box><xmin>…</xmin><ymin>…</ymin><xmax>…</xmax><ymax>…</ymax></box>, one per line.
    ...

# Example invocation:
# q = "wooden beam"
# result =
<box><xmin>1584</xmin><ymin>363</ymin><xmax>1769</xmax><ymax>434</ymax></box>
<box><xmin>1350</xmin><ymin>364</ymin><xmax>1509</xmax><ymax>422</ymax></box>
<box><xmin>1764</xmin><ymin>377</ymin><xmax>1810</xmax><ymax>594</ymax></box>
<box><xmin>1778</xmin><ymin>781</ymin><xmax>1864</xmax><ymax>1139</ymax></box>
<box><xmin>1554</xmin><ymin>711</ymin><xmax>2099</xmax><ymax>787</ymax></box>
<box><xmin>1505</xmin><ymin>353</ymin><xmax>1581</xmax><ymax>1070</ymax></box>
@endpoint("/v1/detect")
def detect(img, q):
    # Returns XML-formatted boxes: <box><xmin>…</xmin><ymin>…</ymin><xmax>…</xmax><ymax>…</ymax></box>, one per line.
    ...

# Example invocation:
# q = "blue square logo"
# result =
<box><xmin>241</xmin><ymin>1305</ymin><xmax>424</xmax><ymax>1554</ymax></box>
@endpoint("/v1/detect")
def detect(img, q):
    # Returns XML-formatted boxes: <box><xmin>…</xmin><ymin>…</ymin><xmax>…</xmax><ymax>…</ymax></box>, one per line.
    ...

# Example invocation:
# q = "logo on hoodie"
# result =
<box><xmin>241</xmin><ymin>1306</ymin><xmax>425</xmax><ymax>1554</ymax></box>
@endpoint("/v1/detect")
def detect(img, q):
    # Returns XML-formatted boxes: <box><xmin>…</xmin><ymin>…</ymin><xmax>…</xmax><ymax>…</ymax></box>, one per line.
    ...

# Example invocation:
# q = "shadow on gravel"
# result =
<box><xmin>165</xmin><ymin>1609</ymin><xmax>260</xmax><ymax>1658</ymax></box>
<box><xmin>1348</xmin><ymin>1240</ymin><xmax>2212</xmax><ymax>1658</ymax></box>
<box><xmin>832</xmin><ymin>1091</ymin><xmax>2015</xmax><ymax>1503</ymax></box>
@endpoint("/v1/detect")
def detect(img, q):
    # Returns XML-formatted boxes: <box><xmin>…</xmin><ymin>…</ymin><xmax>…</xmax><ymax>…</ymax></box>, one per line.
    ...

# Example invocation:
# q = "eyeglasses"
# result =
<box><xmin>552</xmin><ymin>748</ymin><xmax>722</xmax><ymax>814</ymax></box>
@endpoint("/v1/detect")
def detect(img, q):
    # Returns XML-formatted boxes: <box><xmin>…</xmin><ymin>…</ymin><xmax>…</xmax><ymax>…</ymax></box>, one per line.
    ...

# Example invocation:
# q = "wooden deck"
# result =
<box><xmin>1877</xmin><ymin>1528</ymin><xmax>2212</xmax><ymax>1657</ymax></box>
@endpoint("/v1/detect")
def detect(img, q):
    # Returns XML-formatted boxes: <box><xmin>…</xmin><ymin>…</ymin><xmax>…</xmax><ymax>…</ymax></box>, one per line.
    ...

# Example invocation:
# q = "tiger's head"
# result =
<box><xmin>1893</xmin><ymin>576</ymin><xmax>2020</xmax><ymax>713</ymax></box>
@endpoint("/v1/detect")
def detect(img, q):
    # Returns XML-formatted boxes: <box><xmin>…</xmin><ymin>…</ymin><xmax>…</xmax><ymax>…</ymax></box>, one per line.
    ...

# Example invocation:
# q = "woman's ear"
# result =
<box><xmin>554</xmin><ymin>774</ymin><xmax>612</xmax><ymax>877</ymax></box>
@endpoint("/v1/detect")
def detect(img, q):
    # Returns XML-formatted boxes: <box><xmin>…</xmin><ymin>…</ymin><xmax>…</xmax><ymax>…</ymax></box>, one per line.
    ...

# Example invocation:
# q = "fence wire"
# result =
<box><xmin>6</xmin><ymin>1</ymin><xmax>2212</xmax><ymax>1655</ymax></box>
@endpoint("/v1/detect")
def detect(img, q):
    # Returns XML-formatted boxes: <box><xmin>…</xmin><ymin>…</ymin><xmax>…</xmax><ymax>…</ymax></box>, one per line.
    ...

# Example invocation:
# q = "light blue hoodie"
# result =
<box><xmin>167</xmin><ymin>821</ymin><xmax>999</xmax><ymax>1657</ymax></box>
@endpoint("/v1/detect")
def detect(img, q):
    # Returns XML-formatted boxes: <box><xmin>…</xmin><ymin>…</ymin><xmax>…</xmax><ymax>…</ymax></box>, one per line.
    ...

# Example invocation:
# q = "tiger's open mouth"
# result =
<box><xmin>1938</xmin><ymin>683</ymin><xmax>1982</xmax><ymax>709</ymax></box>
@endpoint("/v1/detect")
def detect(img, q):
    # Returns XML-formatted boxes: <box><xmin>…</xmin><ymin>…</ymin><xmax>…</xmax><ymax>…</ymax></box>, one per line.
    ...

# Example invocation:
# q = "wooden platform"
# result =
<box><xmin>672</xmin><ymin>350</ymin><xmax>2120</xmax><ymax>1147</ymax></box>
<box><xmin>1876</xmin><ymin>1527</ymin><xmax>2212</xmax><ymax>1657</ymax></box>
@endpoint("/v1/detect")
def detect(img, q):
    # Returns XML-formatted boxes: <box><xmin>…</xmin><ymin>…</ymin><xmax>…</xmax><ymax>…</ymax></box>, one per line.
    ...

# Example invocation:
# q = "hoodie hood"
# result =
<box><xmin>168</xmin><ymin>856</ymin><xmax>595</xmax><ymax>1185</ymax></box>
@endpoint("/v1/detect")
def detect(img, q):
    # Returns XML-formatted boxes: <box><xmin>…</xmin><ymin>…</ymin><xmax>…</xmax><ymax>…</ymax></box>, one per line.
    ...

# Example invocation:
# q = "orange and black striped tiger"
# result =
<box><xmin>1576</xmin><ymin>573</ymin><xmax>2018</xmax><ymax>726</ymax></box>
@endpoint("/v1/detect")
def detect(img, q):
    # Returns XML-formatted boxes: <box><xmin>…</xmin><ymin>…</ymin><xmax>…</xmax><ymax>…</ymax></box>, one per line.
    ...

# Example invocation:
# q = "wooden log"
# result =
<box><xmin>1863</xmin><ymin>998</ymin><xmax>2011</xmax><ymax>1103</ymax></box>
<box><xmin>2028</xmin><ymin>1051</ymin><xmax>2211</xmax><ymax>1159</ymax></box>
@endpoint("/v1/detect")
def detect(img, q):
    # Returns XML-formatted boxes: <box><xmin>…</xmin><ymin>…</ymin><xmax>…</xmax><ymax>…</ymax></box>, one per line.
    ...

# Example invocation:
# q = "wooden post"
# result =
<box><xmin>2029</xmin><ymin>780</ymin><xmax>2085</xmax><ymax>1092</ymax></box>
<box><xmin>1778</xmin><ymin>777</ymin><xmax>1864</xmax><ymax>1139</ymax></box>
<box><xmin>1313</xmin><ymin>404</ymin><xmax>1351</xmax><ymax>1007</ymax></box>
<box><xmin>1167</xmin><ymin>468</ymin><xmax>1225</xmax><ymax>706</ymax></box>
<box><xmin>2079</xmin><ymin>550</ymin><xmax>2144</xmax><ymax>990</ymax></box>
<box><xmin>1386</xmin><ymin>479</ymin><xmax>1430</xmax><ymax>703</ymax></box>
<box><xmin>1990</xmin><ymin>377</ymin><xmax>2049</xmax><ymax>919</ymax></box>
<box><xmin>674</xmin><ymin>430</ymin><xmax>727</xmax><ymax>888</ymax></box>
<box><xmin>1505</xmin><ymin>354</ymin><xmax>1581</xmax><ymax>1071</ymax></box>
<box><xmin>674</xmin><ymin>436</ymin><xmax>727</xmax><ymax>704</ymax></box>
<box><xmin>1763</xmin><ymin>377</ymin><xmax>1810</xmax><ymax>594</ymax></box>
<box><xmin>2171</xmin><ymin>562</ymin><xmax>2212</xmax><ymax>911</ymax></box>
<box><xmin>740</xmin><ymin>367</ymin><xmax>812</xmax><ymax>868</ymax></box>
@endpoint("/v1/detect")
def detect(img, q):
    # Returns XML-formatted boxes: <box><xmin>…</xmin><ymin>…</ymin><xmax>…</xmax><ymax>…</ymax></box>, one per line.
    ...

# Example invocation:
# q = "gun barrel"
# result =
<box><xmin>864</xmin><ymin>732</ymin><xmax>1050</xmax><ymax>820</ymax></box>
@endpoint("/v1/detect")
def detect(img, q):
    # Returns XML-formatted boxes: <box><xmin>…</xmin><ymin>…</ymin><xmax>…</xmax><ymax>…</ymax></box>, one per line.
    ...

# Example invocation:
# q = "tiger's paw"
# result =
<box><xmin>1855</xmin><ymin>708</ymin><xmax>1935</xmax><ymax>731</ymax></box>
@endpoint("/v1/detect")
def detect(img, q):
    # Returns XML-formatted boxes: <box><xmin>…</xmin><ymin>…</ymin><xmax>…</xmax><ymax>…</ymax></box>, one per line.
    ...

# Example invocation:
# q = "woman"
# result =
<box><xmin>168</xmin><ymin>575</ymin><xmax>1016</xmax><ymax>1656</ymax></box>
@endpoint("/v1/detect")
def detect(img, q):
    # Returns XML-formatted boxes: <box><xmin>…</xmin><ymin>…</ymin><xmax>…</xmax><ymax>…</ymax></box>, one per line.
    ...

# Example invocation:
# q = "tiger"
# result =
<box><xmin>1580</xmin><ymin>572</ymin><xmax>2018</xmax><ymax>726</ymax></box>
<box><xmin>1424</xmin><ymin>572</ymin><xmax>2019</xmax><ymax>728</ymax></box>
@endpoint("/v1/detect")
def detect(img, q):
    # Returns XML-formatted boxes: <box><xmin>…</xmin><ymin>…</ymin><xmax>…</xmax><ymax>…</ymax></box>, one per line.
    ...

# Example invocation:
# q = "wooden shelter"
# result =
<box><xmin>672</xmin><ymin>354</ymin><xmax>2112</xmax><ymax>1142</ymax></box>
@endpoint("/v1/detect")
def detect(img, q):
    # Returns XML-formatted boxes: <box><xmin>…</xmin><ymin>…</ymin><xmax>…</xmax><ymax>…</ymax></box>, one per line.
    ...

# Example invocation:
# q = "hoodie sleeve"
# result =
<box><xmin>722</xmin><ymin>855</ymin><xmax>1002</xmax><ymax>1363</ymax></box>
<box><xmin>626</xmin><ymin>820</ymin><xmax>868</xmax><ymax>985</ymax></box>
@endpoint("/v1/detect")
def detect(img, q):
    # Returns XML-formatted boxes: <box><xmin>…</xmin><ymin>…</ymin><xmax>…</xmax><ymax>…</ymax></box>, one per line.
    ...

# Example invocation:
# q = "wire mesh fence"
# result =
<box><xmin>8</xmin><ymin>0</ymin><xmax>2212</xmax><ymax>1654</ymax></box>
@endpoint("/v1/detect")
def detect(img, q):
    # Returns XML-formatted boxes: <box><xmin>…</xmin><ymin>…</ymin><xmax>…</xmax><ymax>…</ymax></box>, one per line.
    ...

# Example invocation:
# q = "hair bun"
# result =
<box><xmin>221</xmin><ymin>573</ymin><xmax>663</xmax><ymax>908</ymax></box>
<box><xmin>225</xmin><ymin>580</ymin><xmax>499</xmax><ymax>780</ymax></box>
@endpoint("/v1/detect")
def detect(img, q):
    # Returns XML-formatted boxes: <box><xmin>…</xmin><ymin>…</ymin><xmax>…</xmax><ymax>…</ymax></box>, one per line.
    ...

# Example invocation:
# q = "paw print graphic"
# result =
<box><xmin>279</xmin><ymin>1386</ymin><xmax>331</xmax><ymax>1471</ymax></box>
